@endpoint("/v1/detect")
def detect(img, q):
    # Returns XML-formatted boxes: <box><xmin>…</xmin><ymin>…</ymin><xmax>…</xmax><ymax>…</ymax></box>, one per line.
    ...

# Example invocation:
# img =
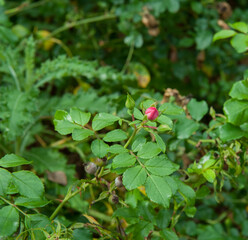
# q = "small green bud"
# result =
<box><xmin>125</xmin><ymin>93</ymin><xmax>135</xmax><ymax>110</ymax></box>
<box><xmin>158</xmin><ymin>124</ymin><xmax>171</xmax><ymax>132</ymax></box>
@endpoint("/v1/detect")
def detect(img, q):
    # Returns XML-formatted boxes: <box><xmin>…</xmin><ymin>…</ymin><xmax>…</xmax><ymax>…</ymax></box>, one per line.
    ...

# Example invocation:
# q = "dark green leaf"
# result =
<box><xmin>161</xmin><ymin>229</ymin><xmax>179</xmax><ymax>240</ymax></box>
<box><xmin>219</xmin><ymin>123</ymin><xmax>244</xmax><ymax>141</ymax></box>
<box><xmin>196</xmin><ymin>31</ymin><xmax>213</xmax><ymax>50</ymax></box>
<box><xmin>109</xmin><ymin>144</ymin><xmax>128</xmax><ymax>154</ymax></box>
<box><xmin>145</xmin><ymin>155</ymin><xmax>179</xmax><ymax>176</ymax></box>
<box><xmin>15</xmin><ymin>197</ymin><xmax>49</xmax><ymax>208</ymax></box>
<box><xmin>154</xmin><ymin>133</ymin><xmax>166</xmax><ymax>153</ymax></box>
<box><xmin>229</xmin><ymin>80</ymin><xmax>248</xmax><ymax>100</ymax></box>
<box><xmin>159</xmin><ymin>103</ymin><xmax>183</xmax><ymax>115</ymax></box>
<box><xmin>145</xmin><ymin>175</ymin><xmax>172</xmax><ymax>207</ymax></box>
<box><xmin>175</xmin><ymin>118</ymin><xmax>199</xmax><ymax>139</ymax></box>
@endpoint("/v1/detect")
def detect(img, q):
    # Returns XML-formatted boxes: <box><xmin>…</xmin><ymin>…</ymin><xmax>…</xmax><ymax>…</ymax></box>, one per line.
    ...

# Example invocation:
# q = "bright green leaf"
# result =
<box><xmin>123</xmin><ymin>166</ymin><xmax>147</xmax><ymax>190</ymax></box>
<box><xmin>92</xmin><ymin>113</ymin><xmax>119</xmax><ymax>131</ymax></box>
<box><xmin>12</xmin><ymin>171</ymin><xmax>44</xmax><ymax>198</ymax></box>
<box><xmin>213</xmin><ymin>30</ymin><xmax>236</xmax><ymax>42</ymax></box>
<box><xmin>0</xmin><ymin>168</ymin><xmax>12</xmax><ymax>195</ymax></box>
<box><xmin>91</xmin><ymin>139</ymin><xmax>109</xmax><ymax>158</ymax></box>
<box><xmin>230</xmin><ymin>22</ymin><xmax>248</xmax><ymax>33</ymax></box>
<box><xmin>230</xmin><ymin>34</ymin><xmax>248</xmax><ymax>53</ymax></box>
<box><xmin>154</xmin><ymin>133</ymin><xmax>166</xmax><ymax>153</ymax></box>
<box><xmin>112</xmin><ymin>153</ymin><xmax>136</xmax><ymax>169</ymax></box>
<box><xmin>203</xmin><ymin>169</ymin><xmax>216</xmax><ymax>183</ymax></box>
<box><xmin>109</xmin><ymin>144</ymin><xmax>128</xmax><ymax>154</ymax></box>
<box><xmin>224</xmin><ymin>99</ymin><xmax>248</xmax><ymax>126</ymax></box>
<box><xmin>0</xmin><ymin>206</ymin><xmax>19</xmax><ymax>237</ymax></box>
<box><xmin>72</xmin><ymin>128</ymin><xmax>94</xmax><ymax>141</ymax></box>
<box><xmin>137</xmin><ymin>142</ymin><xmax>161</xmax><ymax>159</ymax></box>
<box><xmin>0</xmin><ymin>154</ymin><xmax>31</xmax><ymax>168</ymax></box>
<box><xmin>229</xmin><ymin>80</ymin><xmax>248</xmax><ymax>100</ymax></box>
<box><xmin>103</xmin><ymin>129</ymin><xmax>128</xmax><ymax>142</ymax></box>
<box><xmin>70</xmin><ymin>107</ymin><xmax>91</xmax><ymax>126</ymax></box>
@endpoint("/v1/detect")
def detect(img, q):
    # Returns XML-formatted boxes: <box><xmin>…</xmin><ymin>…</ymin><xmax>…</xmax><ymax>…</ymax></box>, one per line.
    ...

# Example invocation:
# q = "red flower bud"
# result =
<box><xmin>145</xmin><ymin>107</ymin><xmax>159</xmax><ymax>120</ymax></box>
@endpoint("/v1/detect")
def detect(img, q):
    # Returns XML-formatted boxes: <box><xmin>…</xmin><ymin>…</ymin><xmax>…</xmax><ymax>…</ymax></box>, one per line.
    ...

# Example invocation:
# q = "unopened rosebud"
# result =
<box><xmin>158</xmin><ymin>124</ymin><xmax>171</xmax><ymax>132</ymax></box>
<box><xmin>84</xmin><ymin>162</ymin><xmax>97</xmax><ymax>175</ymax></box>
<box><xmin>108</xmin><ymin>194</ymin><xmax>119</xmax><ymax>204</ymax></box>
<box><xmin>145</xmin><ymin>107</ymin><xmax>159</xmax><ymax>120</ymax></box>
<box><xmin>125</xmin><ymin>93</ymin><xmax>135</xmax><ymax>110</ymax></box>
<box><xmin>115</xmin><ymin>176</ymin><xmax>123</xmax><ymax>188</ymax></box>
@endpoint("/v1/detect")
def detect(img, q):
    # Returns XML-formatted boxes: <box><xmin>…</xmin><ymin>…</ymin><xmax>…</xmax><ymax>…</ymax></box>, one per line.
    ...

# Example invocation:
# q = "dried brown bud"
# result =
<box><xmin>84</xmin><ymin>162</ymin><xmax>98</xmax><ymax>175</ymax></box>
<box><xmin>115</xmin><ymin>176</ymin><xmax>123</xmax><ymax>188</ymax></box>
<box><xmin>108</xmin><ymin>194</ymin><xmax>119</xmax><ymax>204</ymax></box>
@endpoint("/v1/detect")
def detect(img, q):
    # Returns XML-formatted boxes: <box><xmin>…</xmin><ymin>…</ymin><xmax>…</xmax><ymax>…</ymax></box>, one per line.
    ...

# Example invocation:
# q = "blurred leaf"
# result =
<box><xmin>161</xmin><ymin>229</ymin><xmax>178</xmax><ymax>240</ymax></box>
<box><xmin>70</xmin><ymin>107</ymin><xmax>91</xmax><ymax>126</ymax></box>
<box><xmin>230</xmin><ymin>34</ymin><xmax>248</xmax><ymax>53</ymax></box>
<box><xmin>0</xmin><ymin>154</ymin><xmax>31</xmax><ymax>168</ymax></box>
<box><xmin>203</xmin><ymin>169</ymin><xmax>216</xmax><ymax>183</ymax></box>
<box><xmin>103</xmin><ymin>129</ymin><xmax>128</xmax><ymax>142</ymax></box>
<box><xmin>159</xmin><ymin>103</ymin><xmax>183</xmax><ymax>115</ymax></box>
<box><xmin>0</xmin><ymin>206</ymin><xmax>19</xmax><ymax>237</ymax></box>
<box><xmin>229</xmin><ymin>80</ymin><xmax>248</xmax><ymax>100</ymax></box>
<box><xmin>129</xmin><ymin>62</ymin><xmax>150</xmax><ymax>88</ymax></box>
<box><xmin>213</xmin><ymin>30</ymin><xmax>236</xmax><ymax>42</ymax></box>
<box><xmin>219</xmin><ymin>123</ymin><xmax>244</xmax><ymax>141</ymax></box>
<box><xmin>175</xmin><ymin>118</ymin><xmax>199</xmax><ymax>139</ymax></box>
<box><xmin>187</xmin><ymin>98</ymin><xmax>208</xmax><ymax>121</ymax></box>
<box><xmin>196</xmin><ymin>31</ymin><xmax>213</xmax><ymax>50</ymax></box>
<box><xmin>154</xmin><ymin>133</ymin><xmax>166</xmax><ymax>152</ymax></box>
<box><xmin>0</xmin><ymin>168</ymin><xmax>12</xmax><ymax>195</ymax></box>
<box><xmin>224</xmin><ymin>99</ymin><xmax>248</xmax><ymax>125</ymax></box>
<box><xmin>230</xmin><ymin>22</ymin><xmax>248</xmax><ymax>34</ymax></box>
<box><xmin>72</xmin><ymin>128</ymin><xmax>94</xmax><ymax>141</ymax></box>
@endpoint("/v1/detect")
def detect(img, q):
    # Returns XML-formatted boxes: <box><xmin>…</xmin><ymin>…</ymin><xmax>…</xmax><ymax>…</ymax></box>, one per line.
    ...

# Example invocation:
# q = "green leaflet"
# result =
<box><xmin>224</xmin><ymin>99</ymin><xmax>248</xmax><ymax>126</ymax></box>
<box><xmin>123</xmin><ymin>166</ymin><xmax>147</xmax><ymax>190</ymax></box>
<box><xmin>145</xmin><ymin>175</ymin><xmax>172</xmax><ymax>208</ymax></box>
<box><xmin>0</xmin><ymin>168</ymin><xmax>12</xmax><ymax>195</ymax></box>
<box><xmin>187</xmin><ymin>98</ymin><xmax>208</xmax><ymax>121</ymax></box>
<box><xmin>12</xmin><ymin>171</ymin><xmax>45</xmax><ymax>198</ymax></box>
<box><xmin>91</xmin><ymin>139</ymin><xmax>109</xmax><ymax>158</ymax></box>
<box><xmin>103</xmin><ymin>129</ymin><xmax>128</xmax><ymax>142</ymax></box>
<box><xmin>145</xmin><ymin>155</ymin><xmax>179</xmax><ymax>176</ymax></box>
<box><xmin>112</xmin><ymin>153</ymin><xmax>136</xmax><ymax>169</ymax></box>
<box><xmin>175</xmin><ymin>118</ymin><xmax>199</xmax><ymax>139</ymax></box>
<box><xmin>70</xmin><ymin>107</ymin><xmax>91</xmax><ymax>126</ymax></box>
<box><xmin>137</xmin><ymin>142</ymin><xmax>161</xmax><ymax>159</ymax></box>
<box><xmin>92</xmin><ymin>113</ymin><xmax>120</xmax><ymax>131</ymax></box>
<box><xmin>0</xmin><ymin>154</ymin><xmax>31</xmax><ymax>168</ymax></box>
<box><xmin>72</xmin><ymin>128</ymin><xmax>94</xmax><ymax>141</ymax></box>
<box><xmin>0</xmin><ymin>206</ymin><xmax>19</xmax><ymax>237</ymax></box>
<box><xmin>229</xmin><ymin>80</ymin><xmax>248</xmax><ymax>100</ymax></box>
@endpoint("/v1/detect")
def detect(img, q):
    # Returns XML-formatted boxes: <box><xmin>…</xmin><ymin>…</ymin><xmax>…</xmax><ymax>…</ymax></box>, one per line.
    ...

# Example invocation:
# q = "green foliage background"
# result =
<box><xmin>0</xmin><ymin>0</ymin><xmax>248</xmax><ymax>239</ymax></box>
